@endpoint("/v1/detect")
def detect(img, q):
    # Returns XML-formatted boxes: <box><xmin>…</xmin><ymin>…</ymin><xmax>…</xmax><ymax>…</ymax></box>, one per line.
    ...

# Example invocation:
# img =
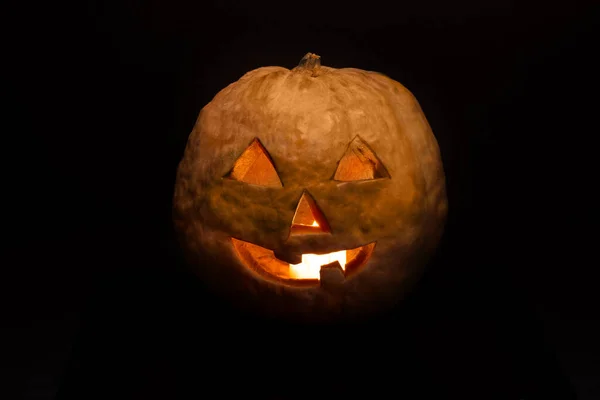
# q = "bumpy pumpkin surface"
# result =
<box><xmin>173</xmin><ymin>53</ymin><xmax>447</xmax><ymax>322</ymax></box>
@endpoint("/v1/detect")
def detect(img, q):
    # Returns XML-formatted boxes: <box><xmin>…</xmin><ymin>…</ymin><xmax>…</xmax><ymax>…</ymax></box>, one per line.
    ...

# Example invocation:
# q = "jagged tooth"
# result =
<box><xmin>319</xmin><ymin>261</ymin><xmax>345</xmax><ymax>290</ymax></box>
<box><xmin>274</xmin><ymin>250</ymin><xmax>303</xmax><ymax>265</ymax></box>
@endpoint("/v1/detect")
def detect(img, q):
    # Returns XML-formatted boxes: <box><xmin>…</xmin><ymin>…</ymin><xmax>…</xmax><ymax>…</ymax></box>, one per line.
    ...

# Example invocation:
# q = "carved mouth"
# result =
<box><xmin>231</xmin><ymin>238</ymin><xmax>376</xmax><ymax>287</ymax></box>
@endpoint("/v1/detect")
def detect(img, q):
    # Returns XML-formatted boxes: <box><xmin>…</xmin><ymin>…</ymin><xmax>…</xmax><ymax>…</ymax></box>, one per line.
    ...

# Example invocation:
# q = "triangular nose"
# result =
<box><xmin>290</xmin><ymin>191</ymin><xmax>331</xmax><ymax>236</ymax></box>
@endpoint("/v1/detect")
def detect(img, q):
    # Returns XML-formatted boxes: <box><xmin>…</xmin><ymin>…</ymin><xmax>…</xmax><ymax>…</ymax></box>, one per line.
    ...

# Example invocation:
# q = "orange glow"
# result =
<box><xmin>226</xmin><ymin>138</ymin><xmax>282</xmax><ymax>187</ymax></box>
<box><xmin>288</xmin><ymin>250</ymin><xmax>346</xmax><ymax>279</ymax></box>
<box><xmin>231</xmin><ymin>238</ymin><xmax>376</xmax><ymax>286</ymax></box>
<box><xmin>334</xmin><ymin>136</ymin><xmax>390</xmax><ymax>181</ymax></box>
<box><xmin>289</xmin><ymin>191</ymin><xmax>330</xmax><ymax>235</ymax></box>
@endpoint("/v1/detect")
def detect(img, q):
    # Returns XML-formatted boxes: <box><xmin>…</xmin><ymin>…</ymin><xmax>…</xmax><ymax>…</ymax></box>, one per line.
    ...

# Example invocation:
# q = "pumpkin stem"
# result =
<box><xmin>296</xmin><ymin>52</ymin><xmax>321</xmax><ymax>76</ymax></box>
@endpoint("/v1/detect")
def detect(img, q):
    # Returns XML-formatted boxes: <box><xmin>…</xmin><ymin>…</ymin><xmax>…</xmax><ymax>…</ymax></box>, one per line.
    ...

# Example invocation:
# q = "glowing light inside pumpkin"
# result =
<box><xmin>334</xmin><ymin>136</ymin><xmax>390</xmax><ymax>181</ymax></box>
<box><xmin>289</xmin><ymin>192</ymin><xmax>330</xmax><ymax>235</ymax></box>
<box><xmin>230</xmin><ymin>238</ymin><xmax>376</xmax><ymax>286</ymax></box>
<box><xmin>289</xmin><ymin>249</ymin><xmax>347</xmax><ymax>279</ymax></box>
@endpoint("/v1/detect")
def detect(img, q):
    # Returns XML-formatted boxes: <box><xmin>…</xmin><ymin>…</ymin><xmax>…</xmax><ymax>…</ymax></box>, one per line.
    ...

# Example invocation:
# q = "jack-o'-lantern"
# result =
<box><xmin>173</xmin><ymin>53</ymin><xmax>447</xmax><ymax>322</ymax></box>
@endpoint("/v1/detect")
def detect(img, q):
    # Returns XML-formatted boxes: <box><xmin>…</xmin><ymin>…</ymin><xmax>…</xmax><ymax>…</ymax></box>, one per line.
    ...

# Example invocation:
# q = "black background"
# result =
<box><xmin>5</xmin><ymin>0</ymin><xmax>600</xmax><ymax>399</ymax></box>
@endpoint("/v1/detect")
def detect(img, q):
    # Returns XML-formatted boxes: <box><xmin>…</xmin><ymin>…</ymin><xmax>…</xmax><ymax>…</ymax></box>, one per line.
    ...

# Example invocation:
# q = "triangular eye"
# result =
<box><xmin>226</xmin><ymin>138</ymin><xmax>283</xmax><ymax>187</ymax></box>
<box><xmin>333</xmin><ymin>136</ymin><xmax>390</xmax><ymax>181</ymax></box>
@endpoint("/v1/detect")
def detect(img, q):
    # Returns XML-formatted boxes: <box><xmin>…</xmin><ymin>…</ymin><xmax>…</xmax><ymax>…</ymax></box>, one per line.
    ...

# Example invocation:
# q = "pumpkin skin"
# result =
<box><xmin>173</xmin><ymin>53</ymin><xmax>447</xmax><ymax>322</ymax></box>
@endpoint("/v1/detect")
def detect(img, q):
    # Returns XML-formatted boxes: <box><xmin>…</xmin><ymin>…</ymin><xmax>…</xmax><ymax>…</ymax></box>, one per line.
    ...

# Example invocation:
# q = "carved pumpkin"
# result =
<box><xmin>173</xmin><ymin>53</ymin><xmax>447</xmax><ymax>322</ymax></box>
